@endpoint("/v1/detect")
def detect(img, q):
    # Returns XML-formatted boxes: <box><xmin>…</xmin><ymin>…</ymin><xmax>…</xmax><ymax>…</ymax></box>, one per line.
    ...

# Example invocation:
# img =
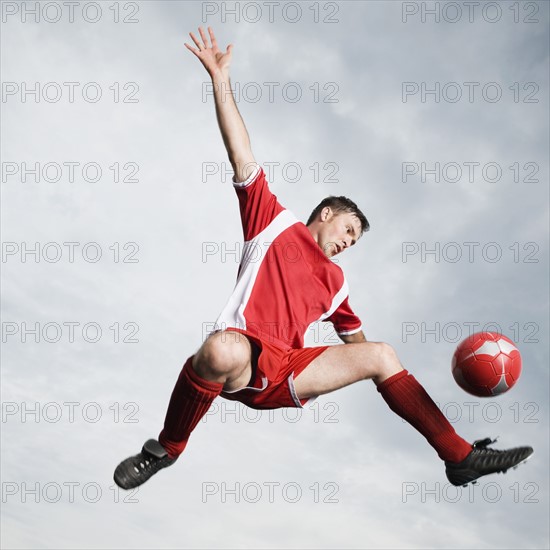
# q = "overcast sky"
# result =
<box><xmin>1</xmin><ymin>1</ymin><xmax>549</xmax><ymax>549</ymax></box>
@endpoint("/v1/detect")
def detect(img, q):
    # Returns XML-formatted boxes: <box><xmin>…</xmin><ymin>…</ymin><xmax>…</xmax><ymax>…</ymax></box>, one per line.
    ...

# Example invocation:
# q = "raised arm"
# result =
<box><xmin>186</xmin><ymin>27</ymin><xmax>257</xmax><ymax>183</ymax></box>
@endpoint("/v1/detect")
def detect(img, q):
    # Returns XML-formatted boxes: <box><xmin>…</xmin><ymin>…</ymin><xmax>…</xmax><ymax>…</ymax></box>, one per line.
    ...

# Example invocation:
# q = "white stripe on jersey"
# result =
<box><xmin>317</xmin><ymin>278</ymin><xmax>350</xmax><ymax>323</ymax></box>
<box><xmin>214</xmin><ymin>208</ymin><xmax>299</xmax><ymax>332</ymax></box>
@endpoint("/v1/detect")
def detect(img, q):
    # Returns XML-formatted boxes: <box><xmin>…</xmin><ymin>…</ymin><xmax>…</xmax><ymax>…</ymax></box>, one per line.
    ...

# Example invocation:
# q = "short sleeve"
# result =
<box><xmin>233</xmin><ymin>165</ymin><xmax>285</xmax><ymax>241</ymax></box>
<box><xmin>324</xmin><ymin>296</ymin><xmax>362</xmax><ymax>336</ymax></box>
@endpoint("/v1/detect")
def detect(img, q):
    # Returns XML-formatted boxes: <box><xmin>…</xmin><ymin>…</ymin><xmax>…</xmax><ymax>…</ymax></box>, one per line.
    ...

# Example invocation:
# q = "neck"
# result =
<box><xmin>306</xmin><ymin>223</ymin><xmax>319</xmax><ymax>244</ymax></box>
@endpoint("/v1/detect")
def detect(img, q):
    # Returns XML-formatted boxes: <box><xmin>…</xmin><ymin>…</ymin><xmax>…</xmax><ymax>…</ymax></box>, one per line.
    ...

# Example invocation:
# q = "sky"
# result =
<box><xmin>1</xmin><ymin>1</ymin><xmax>549</xmax><ymax>549</ymax></box>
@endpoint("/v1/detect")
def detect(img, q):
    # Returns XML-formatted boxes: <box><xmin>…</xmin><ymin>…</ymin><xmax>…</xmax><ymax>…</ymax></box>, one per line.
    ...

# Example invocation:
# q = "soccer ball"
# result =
<box><xmin>452</xmin><ymin>332</ymin><xmax>522</xmax><ymax>397</ymax></box>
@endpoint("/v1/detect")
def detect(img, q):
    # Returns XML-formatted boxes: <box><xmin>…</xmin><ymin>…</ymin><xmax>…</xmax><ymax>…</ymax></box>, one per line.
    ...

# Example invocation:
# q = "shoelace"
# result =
<box><xmin>133</xmin><ymin>455</ymin><xmax>158</xmax><ymax>476</ymax></box>
<box><xmin>473</xmin><ymin>437</ymin><xmax>497</xmax><ymax>449</ymax></box>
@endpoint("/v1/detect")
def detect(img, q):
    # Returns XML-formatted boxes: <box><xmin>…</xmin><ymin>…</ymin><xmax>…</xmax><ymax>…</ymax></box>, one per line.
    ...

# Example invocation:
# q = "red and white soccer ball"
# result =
<box><xmin>452</xmin><ymin>332</ymin><xmax>522</xmax><ymax>397</ymax></box>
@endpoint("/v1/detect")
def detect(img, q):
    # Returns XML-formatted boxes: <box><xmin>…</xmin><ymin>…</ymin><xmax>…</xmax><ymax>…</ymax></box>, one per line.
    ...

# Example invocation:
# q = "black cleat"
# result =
<box><xmin>114</xmin><ymin>439</ymin><xmax>177</xmax><ymax>490</ymax></box>
<box><xmin>445</xmin><ymin>438</ymin><xmax>533</xmax><ymax>487</ymax></box>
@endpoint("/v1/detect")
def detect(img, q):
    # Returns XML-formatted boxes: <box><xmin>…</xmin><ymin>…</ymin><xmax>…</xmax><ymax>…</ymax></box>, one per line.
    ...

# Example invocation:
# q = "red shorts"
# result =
<box><xmin>219</xmin><ymin>329</ymin><xmax>328</xmax><ymax>410</ymax></box>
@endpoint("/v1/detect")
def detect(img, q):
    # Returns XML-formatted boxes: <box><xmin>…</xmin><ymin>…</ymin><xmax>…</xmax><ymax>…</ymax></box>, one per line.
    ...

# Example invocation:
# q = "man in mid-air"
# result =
<box><xmin>114</xmin><ymin>27</ymin><xmax>533</xmax><ymax>490</ymax></box>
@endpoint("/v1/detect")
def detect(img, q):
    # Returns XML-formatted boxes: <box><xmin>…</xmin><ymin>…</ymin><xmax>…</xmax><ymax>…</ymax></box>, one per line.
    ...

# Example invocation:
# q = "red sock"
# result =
<box><xmin>377</xmin><ymin>370</ymin><xmax>472</xmax><ymax>463</ymax></box>
<box><xmin>159</xmin><ymin>356</ymin><xmax>223</xmax><ymax>458</ymax></box>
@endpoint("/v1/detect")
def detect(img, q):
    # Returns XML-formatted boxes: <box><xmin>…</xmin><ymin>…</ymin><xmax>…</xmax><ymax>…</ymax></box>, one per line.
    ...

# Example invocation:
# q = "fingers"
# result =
<box><xmin>187</xmin><ymin>27</ymin><xmax>225</xmax><ymax>59</ymax></box>
<box><xmin>208</xmin><ymin>27</ymin><xmax>218</xmax><ymax>49</ymax></box>
<box><xmin>188</xmin><ymin>31</ymin><xmax>203</xmax><ymax>51</ymax></box>
<box><xmin>184</xmin><ymin>42</ymin><xmax>200</xmax><ymax>56</ymax></box>
<box><xmin>198</xmin><ymin>27</ymin><xmax>209</xmax><ymax>49</ymax></box>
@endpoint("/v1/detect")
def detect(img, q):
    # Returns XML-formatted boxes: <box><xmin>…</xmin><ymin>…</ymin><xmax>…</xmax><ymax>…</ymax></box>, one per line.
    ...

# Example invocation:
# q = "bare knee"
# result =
<box><xmin>193</xmin><ymin>331</ymin><xmax>251</xmax><ymax>383</ymax></box>
<box><xmin>376</xmin><ymin>342</ymin><xmax>399</xmax><ymax>363</ymax></box>
<box><xmin>368</xmin><ymin>341</ymin><xmax>403</xmax><ymax>383</ymax></box>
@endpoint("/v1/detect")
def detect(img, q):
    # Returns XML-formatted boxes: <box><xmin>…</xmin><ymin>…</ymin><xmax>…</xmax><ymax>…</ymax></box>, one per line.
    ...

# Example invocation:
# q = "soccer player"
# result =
<box><xmin>114</xmin><ymin>27</ymin><xmax>533</xmax><ymax>490</ymax></box>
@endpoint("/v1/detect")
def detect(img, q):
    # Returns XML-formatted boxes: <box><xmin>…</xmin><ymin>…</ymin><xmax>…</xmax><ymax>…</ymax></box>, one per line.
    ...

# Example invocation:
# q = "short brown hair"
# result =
<box><xmin>306</xmin><ymin>196</ymin><xmax>370</xmax><ymax>235</ymax></box>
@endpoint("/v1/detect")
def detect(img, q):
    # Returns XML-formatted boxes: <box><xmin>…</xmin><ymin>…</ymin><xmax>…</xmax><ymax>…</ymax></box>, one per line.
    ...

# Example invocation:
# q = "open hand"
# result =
<box><xmin>185</xmin><ymin>26</ymin><xmax>233</xmax><ymax>77</ymax></box>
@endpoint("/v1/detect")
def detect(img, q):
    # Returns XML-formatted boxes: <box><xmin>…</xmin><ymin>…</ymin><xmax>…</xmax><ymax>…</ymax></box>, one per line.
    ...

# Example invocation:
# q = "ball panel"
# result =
<box><xmin>497</xmin><ymin>336</ymin><xmax>519</xmax><ymax>356</ymax></box>
<box><xmin>452</xmin><ymin>366</ymin><xmax>492</xmax><ymax>397</ymax></box>
<box><xmin>473</xmin><ymin>340</ymin><xmax>501</xmax><ymax>360</ymax></box>
<box><xmin>490</xmin><ymin>374</ymin><xmax>510</xmax><ymax>396</ymax></box>
<box><xmin>490</xmin><ymin>354</ymin><xmax>508</xmax><ymax>377</ymax></box>
<box><xmin>462</xmin><ymin>359</ymin><xmax>498</xmax><ymax>386</ymax></box>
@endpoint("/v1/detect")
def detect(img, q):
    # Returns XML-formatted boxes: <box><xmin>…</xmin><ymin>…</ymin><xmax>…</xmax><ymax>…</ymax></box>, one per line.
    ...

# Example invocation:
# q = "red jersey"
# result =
<box><xmin>214</xmin><ymin>165</ymin><xmax>362</xmax><ymax>349</ymax></box>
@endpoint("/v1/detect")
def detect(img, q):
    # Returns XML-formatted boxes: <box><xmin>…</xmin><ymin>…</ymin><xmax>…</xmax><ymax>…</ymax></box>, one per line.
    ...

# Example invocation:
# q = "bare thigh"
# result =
<box><xmin>293</xmin><ymin>342</ymin><xmax>403</xmax><ymax>399</ymax></box>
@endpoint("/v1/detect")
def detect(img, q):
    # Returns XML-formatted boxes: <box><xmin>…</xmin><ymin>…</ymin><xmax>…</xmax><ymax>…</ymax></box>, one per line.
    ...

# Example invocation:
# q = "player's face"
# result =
<box><xmin>318</xmin><ymin>211</ymin><xmax>362</xmax><ymax>258</ymax></box>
